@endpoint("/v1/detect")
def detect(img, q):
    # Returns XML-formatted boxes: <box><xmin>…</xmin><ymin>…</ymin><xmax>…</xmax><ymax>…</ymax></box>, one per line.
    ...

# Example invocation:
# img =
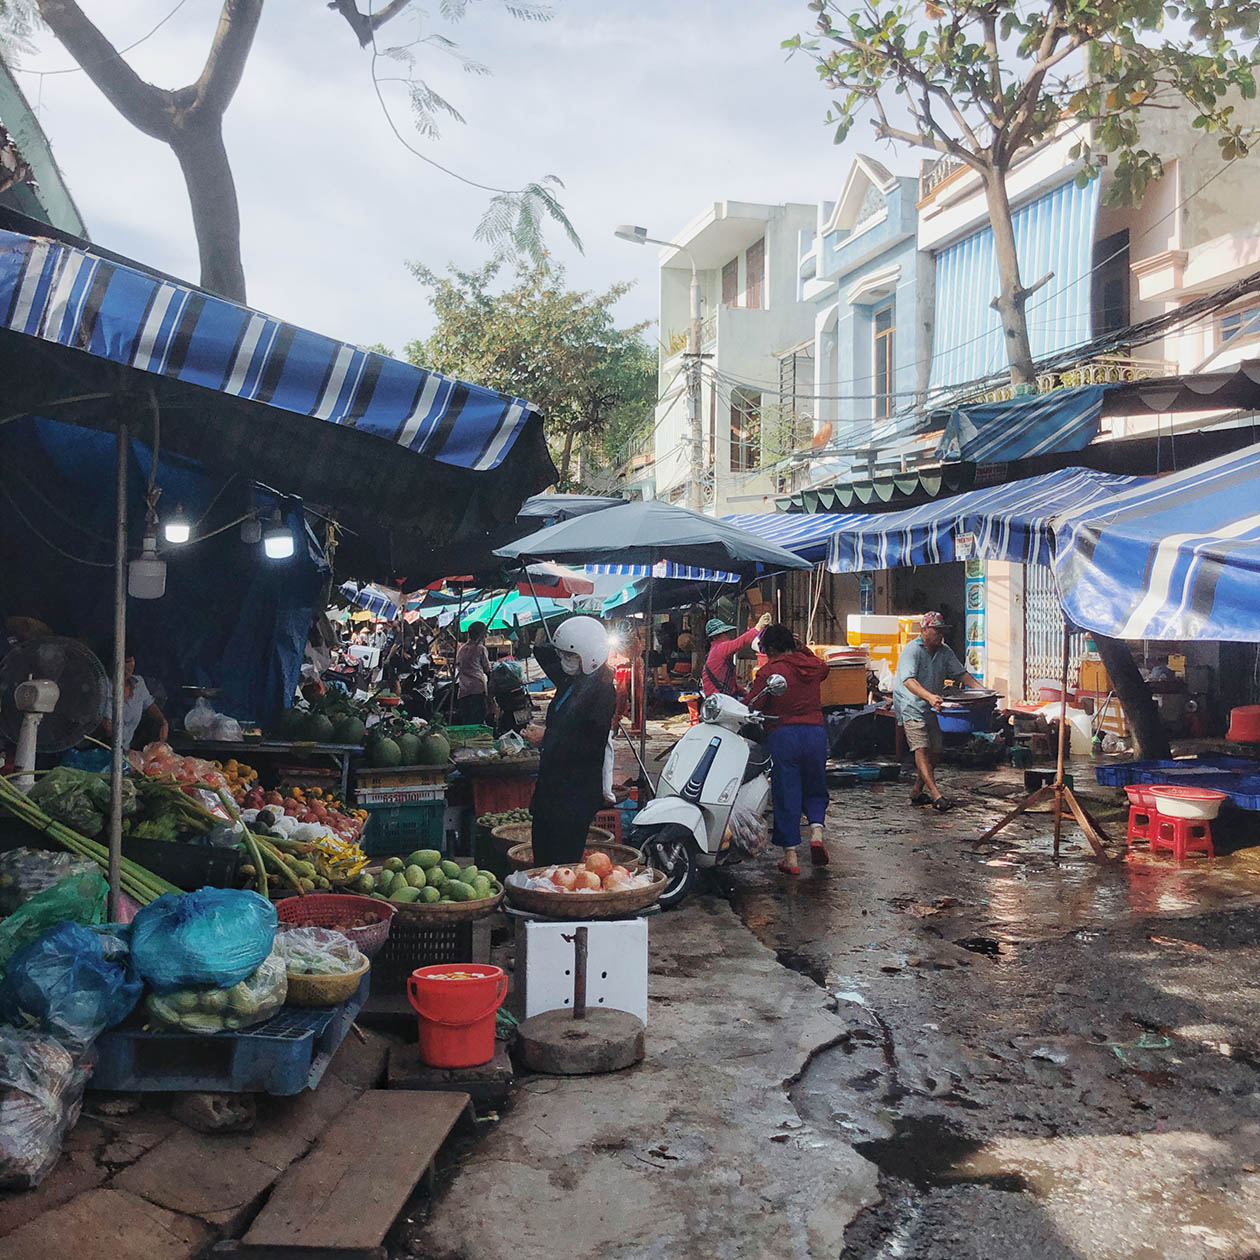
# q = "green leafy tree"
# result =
<box><xmin>408</xmin><ymin>259</ymin><xmax>655</xmax><ymax>489</ymax></box>
<box><xmin>7</xmin><ymin>1</ymin><xmax>576</xmax><ymax>302</ymax></box>
<box><xmin>787</xmin><ymin>0</ymin><xmax>1260</xmax><ymax>387</ymax></box>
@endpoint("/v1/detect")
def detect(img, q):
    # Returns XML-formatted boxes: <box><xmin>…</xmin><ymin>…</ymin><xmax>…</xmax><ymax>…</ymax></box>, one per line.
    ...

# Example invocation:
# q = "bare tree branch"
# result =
<box><xmin>36</xmin><ymin>0</ymin><xmax>172</xmax><ymax>138</ymax></box>
<box><xmin>190</xmin><ymin>0</ymin><xmax>264</xmax><ymax>119</ymax></box>
<box><xmin>328</xmin><ymin>0</ymin><xmax>413</xmax><ymax>48</ymax></box>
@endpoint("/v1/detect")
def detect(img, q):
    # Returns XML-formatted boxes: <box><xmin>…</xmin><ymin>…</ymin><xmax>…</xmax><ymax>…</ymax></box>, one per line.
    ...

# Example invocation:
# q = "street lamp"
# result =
<box><xmin>614</xmin><ymin>225</ymin><xmax>705</xmax><ymax>512</ymax></box>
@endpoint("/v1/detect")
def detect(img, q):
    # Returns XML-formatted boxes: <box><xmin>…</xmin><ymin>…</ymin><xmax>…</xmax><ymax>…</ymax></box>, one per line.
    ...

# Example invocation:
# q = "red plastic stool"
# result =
<box><xmin>1150</xmin><ymin>813</ymin><xmax>1214</xmax><ymax>860</ymax></box>
<box><xmin>1123</xmin><ymin>785</ymin><xmax>1157</xmax><ymax>846</ymax></box>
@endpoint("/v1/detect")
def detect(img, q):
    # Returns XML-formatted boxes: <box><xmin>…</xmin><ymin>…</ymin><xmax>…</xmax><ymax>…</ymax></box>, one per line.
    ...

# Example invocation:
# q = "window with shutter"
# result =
<box><xmin>745</xmin><ymin>238</ymin><xmax>765</xmax><ymax>309</ymax></box>
<box><xmin>721</xmin><ymin>258</ymin><xmax>738</xmax><ymax>308</ymax></box>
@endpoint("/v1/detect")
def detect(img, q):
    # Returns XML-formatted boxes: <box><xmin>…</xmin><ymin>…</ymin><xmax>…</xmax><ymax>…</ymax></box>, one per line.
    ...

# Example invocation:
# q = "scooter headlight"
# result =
<box><xmin>700</xmin><ymin>694</ymin><xmax>723</xmax><ymax>724</ymax></box>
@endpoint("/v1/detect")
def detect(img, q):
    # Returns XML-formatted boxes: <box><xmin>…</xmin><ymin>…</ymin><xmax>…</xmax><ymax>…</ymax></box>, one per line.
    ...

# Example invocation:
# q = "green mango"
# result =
<box><xmin>353</xmin><ymin>872</ymin><xmax>375</xmax><ymax>894</ymax></box>
<box><xmin>375</xmin><ymin>870</ymin><xmax>395</xmax><ymax>895</ymax></box>
<box><xmin>409</xmin><ymin>849</ymin><xmax>442</xmax><ymax>870</ymax></box>
<box><xmin>383</xmin><ymin>857</ymin><xmax>405</xmax><ymax>873</ymax></box>
<box><xmin>390</xmin><ymin>886</ymin><xmax>421</xmax><ymax>903</ymax></box>
<box><xmin>462</xmin><ymin>865</ymin><xmax>479</xmax><ymax>883</ymax></box>
<box><xmin>440</xmin><ymin>859</ymin><xmax>462</xmax><ymax>880</ymax></box>
<box><xmin>472</xmin><ymin>878</ymin><xmax>492</xmax><ymax>900</ymax></box>
<box><xmin>404</xmin><ymin>865</ymin><xmax>427</xmax><ymax>889</ymax></box>
<box><xmin>419</xmin><ymin>885</ymin><xmax>441</xmax><ymax>903</ymax></box>
<box><xmin>444</xmin><ymin>880</ymin><xmax>475</xmax><ymax>902</ymax></box>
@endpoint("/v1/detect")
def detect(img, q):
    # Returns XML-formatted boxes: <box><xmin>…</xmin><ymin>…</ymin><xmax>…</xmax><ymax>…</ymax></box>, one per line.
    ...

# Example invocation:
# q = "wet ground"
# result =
<box><xmin>721</xmin><ymin>758</ymin><xmax>1260</xmax><ymax>1259</ymax></box>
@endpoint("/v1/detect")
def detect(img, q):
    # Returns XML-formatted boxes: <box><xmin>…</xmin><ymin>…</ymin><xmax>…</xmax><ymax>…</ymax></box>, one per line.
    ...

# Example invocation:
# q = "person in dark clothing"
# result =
<box><xmin>523</xmin><ymin>617</ymin><xmax>617</xmax><ymax>866</ymax></box>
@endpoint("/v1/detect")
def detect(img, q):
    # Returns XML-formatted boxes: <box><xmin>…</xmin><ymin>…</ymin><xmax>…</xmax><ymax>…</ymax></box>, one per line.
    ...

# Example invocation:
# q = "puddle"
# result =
<box><xmin>855</xmin><ymin>1115</ymin><xmax>1027</xmax><ymax>1192</ymax></box>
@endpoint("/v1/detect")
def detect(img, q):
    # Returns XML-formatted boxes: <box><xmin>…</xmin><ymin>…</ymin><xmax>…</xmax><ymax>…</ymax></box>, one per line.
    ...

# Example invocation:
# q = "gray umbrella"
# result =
<box><xmin>496</xmin><ymin>498</ymin><xmax>812</xmax><ymax>576</ymax></box>
<box><xmin>496</xmin><ymin>499</ymin><xmax>810</xmax><ymax>794</ymax></box>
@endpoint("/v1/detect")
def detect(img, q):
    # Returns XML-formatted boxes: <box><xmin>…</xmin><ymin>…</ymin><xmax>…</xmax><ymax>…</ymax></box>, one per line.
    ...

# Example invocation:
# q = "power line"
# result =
<box><xmin>13</xmin><ymin>0</ymin><xmax>192</xmax><ymax>79</ymax></box>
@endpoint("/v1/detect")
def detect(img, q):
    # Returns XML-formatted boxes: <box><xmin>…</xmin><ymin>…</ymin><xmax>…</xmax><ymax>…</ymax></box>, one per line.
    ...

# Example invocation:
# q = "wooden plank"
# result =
<box><xmin>241</xmin><ymin>1090</ymin><xmax>469</xmax><ymax>1252</ymax></box>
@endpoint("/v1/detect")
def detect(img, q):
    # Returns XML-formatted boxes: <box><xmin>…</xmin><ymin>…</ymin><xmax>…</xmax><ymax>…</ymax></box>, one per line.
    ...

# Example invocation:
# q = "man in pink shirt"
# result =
<box><xmin>702</xmin><ymin>613</ymin><xmax>771</xmax><ymax>699</ymax></box>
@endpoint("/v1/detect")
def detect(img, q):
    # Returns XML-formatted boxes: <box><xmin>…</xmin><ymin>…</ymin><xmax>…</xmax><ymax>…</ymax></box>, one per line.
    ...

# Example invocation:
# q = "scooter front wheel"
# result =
<box><xmin>632</xmin><ymin>823</ymin><xmax>699</xmax><ymax>911</ymax></box>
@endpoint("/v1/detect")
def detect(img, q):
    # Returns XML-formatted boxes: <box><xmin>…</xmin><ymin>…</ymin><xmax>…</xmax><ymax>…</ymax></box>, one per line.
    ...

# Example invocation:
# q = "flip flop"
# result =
<box><xmin>932</xmin><ymin>796</ymin><xmax>954</xmax><ymax>813</ymax></box>
<box><xmin>810</xmin><ymin>841</ymin><xmax>830</xmax><ymax>866</ymax></box>
<box><xmin>909</xmin><ymin>793</ymin><xmax>932</xmax><ymax>806</ymax></box>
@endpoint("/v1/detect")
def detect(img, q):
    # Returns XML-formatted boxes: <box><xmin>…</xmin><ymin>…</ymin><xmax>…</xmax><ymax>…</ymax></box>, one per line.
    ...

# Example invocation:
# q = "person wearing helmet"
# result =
<box><xmin>522</xmin><ymin>616</ymin><xmax>617</xmax><ymax>865</ymax></box>
<box><xmin>702</xmin><ymin>613</ymin><xmax>772</xmax><ymax>699</ymax></box>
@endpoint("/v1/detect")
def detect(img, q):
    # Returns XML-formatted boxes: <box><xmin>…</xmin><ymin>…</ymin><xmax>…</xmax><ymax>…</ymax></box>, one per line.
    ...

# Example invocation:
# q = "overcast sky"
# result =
<box><xmin>9</xmin><ymin>0</ymin><xmax>900</xmax><ymax>356</ymax></box>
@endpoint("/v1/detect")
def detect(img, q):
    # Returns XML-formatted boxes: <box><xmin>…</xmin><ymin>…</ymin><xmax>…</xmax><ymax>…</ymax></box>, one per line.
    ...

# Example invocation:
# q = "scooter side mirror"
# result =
<box><xmin>765</xmin><ymin>674</ymin><xmax>788</xmax><ymax>697</ymax></box>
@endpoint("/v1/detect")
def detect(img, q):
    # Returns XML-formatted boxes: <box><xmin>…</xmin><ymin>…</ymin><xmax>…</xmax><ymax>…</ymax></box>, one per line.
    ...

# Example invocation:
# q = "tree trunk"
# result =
<box><xmin>982</xmin><ymin>171</ymin><xmax>1036</xmax><ymax>388</ymax></box>
<box><xmin>556</xmin><ymin>426</ymin><xmax>576</xmax><ymax>490</ymax></box>
<box><xmin>1095</xmin><ymin>634</ymin><xmax>1170</xmax><ymax>760</ymax></box>
<box><xmin>171</xmin><ymin>118</ymin><xmax>247</xmax><ymax>303</ymax></box>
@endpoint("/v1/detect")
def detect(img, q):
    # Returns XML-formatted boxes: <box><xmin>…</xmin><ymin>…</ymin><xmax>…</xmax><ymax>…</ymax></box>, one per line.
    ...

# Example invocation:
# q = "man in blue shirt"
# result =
<box><xmin>893</xmin><ymin>612</ymin><xmax>982</xmax><ymax>812</ymax></box>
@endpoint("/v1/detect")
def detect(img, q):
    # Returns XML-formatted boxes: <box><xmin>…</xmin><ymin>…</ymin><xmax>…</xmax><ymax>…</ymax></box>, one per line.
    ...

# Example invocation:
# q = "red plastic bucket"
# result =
<box><xmin>407</xmin><ymin>965</ymin><xmax>508</xmax><ymax>1068</ymax></box>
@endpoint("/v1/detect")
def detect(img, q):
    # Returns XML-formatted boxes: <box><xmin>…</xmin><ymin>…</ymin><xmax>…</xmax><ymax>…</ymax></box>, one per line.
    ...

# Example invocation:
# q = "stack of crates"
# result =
<box><xmin>356</xmin><ymin>765</ymin><xmax>448</xmax><ymax>857</ymax></box>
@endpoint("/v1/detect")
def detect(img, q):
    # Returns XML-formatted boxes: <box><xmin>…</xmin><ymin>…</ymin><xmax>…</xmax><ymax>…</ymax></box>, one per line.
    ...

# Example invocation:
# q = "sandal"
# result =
<box><xmin>810</xmin><ymin>841</ymin><xmax>830</xmax><ymax>867</ymax></box>
<box><xmin>909</xmin><ymin>793</ymin><xmax>932</xmax><ymax>806</ymax></box>
<box><xmin>932</xmin><ymin>796</ymin><xmax>954</xmax><ymax>813</ymax></box>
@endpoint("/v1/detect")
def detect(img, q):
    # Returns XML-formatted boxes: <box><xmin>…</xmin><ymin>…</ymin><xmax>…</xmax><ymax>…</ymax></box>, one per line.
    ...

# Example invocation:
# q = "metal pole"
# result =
<box><xmin>108</xmin><ymin>423</ymin><xmax>128</xmax><ymax>921</ymax></box>
<box><xmin>572</xmin><ymin>925</ymin><xmax>588</xmax><ymax>1021</ymax></box>
<box><xmin>1053</xmin><ymin>626</ymin><xmax>1070</xmax><ymax>860</ymax></box>
<box><xmin>686</xmin><ymin>262</ymin><xmax>704</xmax><ymax>513</ymax></box>
<box><xmin>639</xmin><ymin>569</ymin><xmax>655</xmax><ymax>800</ymax></box>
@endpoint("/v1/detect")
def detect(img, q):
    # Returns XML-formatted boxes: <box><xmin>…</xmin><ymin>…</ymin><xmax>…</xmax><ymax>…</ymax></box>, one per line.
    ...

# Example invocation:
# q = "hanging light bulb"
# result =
<box><xmin>128</xmin><ymin>532</ymin><xmax>167</xmax><ymax>599</ymax></box>
<box><xmin>240</xmin><ymin>513</ymin><xmax>262</xmax><ymax>544</ymax></box>
<box><xmin>162</xmin><ymin>503</ymin><xmax>191</xmax><ymax>544</ymax></box>
<box><xmin>263</xmin><ymin>508</ymin><xmax>295</xmax><ymax>560</ymax></box>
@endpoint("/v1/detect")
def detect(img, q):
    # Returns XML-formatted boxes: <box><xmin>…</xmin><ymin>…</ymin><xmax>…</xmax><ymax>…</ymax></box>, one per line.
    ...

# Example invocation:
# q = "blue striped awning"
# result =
<box><xmin>722</xmin><ymin>512</ymin><xmax>865</xmax><ymax>563</ymax></box>
<box><xmin>828</xmin><ymin>467</ymin><xmax>1142</xmax><ymax>573</ymax></box>
<box><xmin>935</xmin><ymin>385</ymin><xmax>1112</xmax><ymax>464</ymax></box>
<box><xmin>0</xmin><ymin>227</ymin><xmax>538</xmax><ymax>473</ymax></box>
<box><xmin>339</xmin><ymin>582</ymin><xmax>401</xmax><ymax>617</ymax></box>
<box><xmin>1053</xmin><ymin>441</ymin><xmax>1260</xmax><ymax>640</ymax></box>
<box><xmin>585</xmin><ymin>562</ymin><xmax>740</xmax><ymax>584</ymax></box>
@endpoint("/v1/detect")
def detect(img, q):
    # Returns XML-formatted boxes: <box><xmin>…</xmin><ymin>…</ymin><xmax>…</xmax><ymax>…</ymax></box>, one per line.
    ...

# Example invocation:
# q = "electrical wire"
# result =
<box><xmin>12</xmin><ymin>0</ymin><xmax>193</xmax><ymax>78</ymax></box>
<box><xmin>0</xmin><ymin>481</ymin><xmax>113</xmax><ymax>568</ymax></box>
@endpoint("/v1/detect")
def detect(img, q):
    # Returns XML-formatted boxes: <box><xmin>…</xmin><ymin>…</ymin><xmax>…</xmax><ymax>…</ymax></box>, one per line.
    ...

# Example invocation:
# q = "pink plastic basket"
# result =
<box><xmin>276</xmin><ymin>893</ymin><xmax>396</xmax><ymax>958</ymax></box>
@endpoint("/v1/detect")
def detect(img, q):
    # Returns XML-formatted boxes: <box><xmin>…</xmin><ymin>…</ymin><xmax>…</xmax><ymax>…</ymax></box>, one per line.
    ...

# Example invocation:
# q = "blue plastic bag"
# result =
<box><xmin>0</xmin><ymin>922</ymin><xmax>142</xmax><ymax>1057</ymax></box>
<box><xmin>130</xmin><ymin>889</ymin><xmax>277</xmax><ymax>993</ymax></box>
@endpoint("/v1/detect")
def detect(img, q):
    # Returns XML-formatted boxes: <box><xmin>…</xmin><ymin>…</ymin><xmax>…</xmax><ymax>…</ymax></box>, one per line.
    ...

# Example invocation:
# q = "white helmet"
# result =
<box><xmin>552</xmin><ymin>616</ymin><xmax>609</xmax><ymax>675</ymax></box>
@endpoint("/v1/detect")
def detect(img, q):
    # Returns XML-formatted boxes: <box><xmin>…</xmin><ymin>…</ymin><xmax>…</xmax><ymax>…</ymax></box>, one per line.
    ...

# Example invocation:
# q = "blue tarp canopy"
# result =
<box><xmin>935</xmin><ymin>385</ymin><xmax>1113</xmax><ymax>464</ymax></box>
<box><xmin>0</xmin><ymin>214</ymin><xmax>556</xmax><ymax>582</ymax></box>
<box><xmin>827</xmin><ymin>467</ymin><xmax>1142</xmax><ymax>573</ymax></box>
<box><xmin>1053</xmin><ymin>440</ymin><xmax>1260</xmax><ymax>641</ymax></box>
<box><xmin>723</xmin><ymin>512</ymin><xmax>865</xmax><ymax>564</ymax></box>
<box><xmin>460</xmin><ymin>590</ymin><xmax>571</xmax><ymax>631</ymax></box>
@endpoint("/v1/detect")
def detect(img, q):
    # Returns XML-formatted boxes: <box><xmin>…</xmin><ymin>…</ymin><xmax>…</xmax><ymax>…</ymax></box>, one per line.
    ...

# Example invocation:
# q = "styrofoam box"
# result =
<box><xmin>519</xmin><ymin>918</ymin><xmax>648</xmax><ymax>1025</ymax></box>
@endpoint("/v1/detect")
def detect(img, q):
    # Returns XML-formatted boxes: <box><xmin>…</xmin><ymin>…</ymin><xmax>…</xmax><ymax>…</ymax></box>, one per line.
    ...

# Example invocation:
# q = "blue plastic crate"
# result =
<box><xmin>91</xmin><ymin>976</ymin><xmax>367</xmax><ymax>1095</ymax></box>
<box><xmin>1096</xmin><ymin>756</ymin><xmax>1259</xmax><ymax>788</ymax></box>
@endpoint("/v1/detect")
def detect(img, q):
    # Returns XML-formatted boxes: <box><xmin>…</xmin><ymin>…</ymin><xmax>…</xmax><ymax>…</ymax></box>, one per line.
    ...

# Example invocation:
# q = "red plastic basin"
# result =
<box><xmin>1149</xmin><ymin>784</ymin><xmax>1229</xmax><ymax>820</ymax></box>
<box><xmin>1228</xmin><ymin>705</ymin><xmax>1260</xmax><ymax>743</ymax></box>
<box><xmin>1124</xmin><ymin>784</ymin><xmax>1159</xmax><ymax>809</ymax></box>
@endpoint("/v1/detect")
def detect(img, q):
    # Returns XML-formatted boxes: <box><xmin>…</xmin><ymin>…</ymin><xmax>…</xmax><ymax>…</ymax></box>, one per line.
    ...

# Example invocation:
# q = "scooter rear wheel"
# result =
<box><xmin>631</xmin><ymin>823</ymin><xmax>698</xmax><ymax>911</ymax></box>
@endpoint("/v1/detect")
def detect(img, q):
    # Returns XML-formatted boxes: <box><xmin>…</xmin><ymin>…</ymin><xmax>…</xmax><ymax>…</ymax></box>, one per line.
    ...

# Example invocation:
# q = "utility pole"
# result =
<box><xmin>614</xmin><ymin>225</ymin><xmax>708</xmax><ymax>513</ymax></box>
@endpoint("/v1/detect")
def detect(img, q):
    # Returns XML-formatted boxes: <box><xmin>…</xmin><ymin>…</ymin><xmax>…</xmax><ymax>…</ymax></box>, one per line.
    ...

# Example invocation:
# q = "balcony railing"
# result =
<box><xmin>966</xmin><ymin>354</ymin><xmax>1176</xmax><ymax>405</ymax></box>
<box><xmin>664</xmin><ymin>313</ymin><xmax>718</xmax><ymax>360</ymax></box>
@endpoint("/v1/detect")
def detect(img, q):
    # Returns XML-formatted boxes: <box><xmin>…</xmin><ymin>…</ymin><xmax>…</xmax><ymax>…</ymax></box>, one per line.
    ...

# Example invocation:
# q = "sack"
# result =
<box><xmin>130</xmin><ymin>889</ymin><xmax>277</xmax><ymax>993</ymax></box>
<box><xmin>0</xmin><ymin>921</ymin><xmax>142</xmax><ymax>1056</ymax></box>
<box><xmin>273</xmin><ymin>927</ymin><xmax>363</xmax><ymax>977</ymax></box>
<box><xmin>0</xmin><ymin>870</ymin><xmax>108</xmax><ymax>969</ymax></box>
<box><xmin>0</xmin><ymin>1028</ymin><xmax>88</xmax><ymax>1189</ymax></box>
<box><xmin>144</xmin><ymin>952</ymin><xmax>287</xmax><ymax>1034</ymax></box>
<box><xmin>0</xmin><ymin>849</ymin><xmax>99</xmax><ymax>917</ymax></box>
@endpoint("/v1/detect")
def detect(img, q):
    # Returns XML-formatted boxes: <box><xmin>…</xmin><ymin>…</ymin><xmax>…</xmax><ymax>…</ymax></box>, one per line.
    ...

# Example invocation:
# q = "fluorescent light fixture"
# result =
<box><xmin>128</xmin><ymin>535</ymin><xmax>167</xmax><ymax>599</ymax></box>
<box><xmin>263</xmin><ymin>509</ymin><xmax>295</xmax><ymax>560</ymax></box>
<box><xmin>240</xmin><ymin>515</ymin><xmax>262</xmax><ymax>544</ymax></box>
<box><xmin>162</xmin><ymin>503</ymin><xmax>191</xmax><ymax>544</ymax></box>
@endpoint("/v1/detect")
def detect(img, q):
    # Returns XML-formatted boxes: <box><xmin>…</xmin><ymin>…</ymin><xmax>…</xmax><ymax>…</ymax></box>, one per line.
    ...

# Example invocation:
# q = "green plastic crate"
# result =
<box><xmin>361</xmin><ymin>799</ymin><xmax>445</xmax><ymax>857</ymax></box>
<box><xmin>445</xmin><ymin>724</ymin><xmax>494</xmax><ymax>748</ymax></box>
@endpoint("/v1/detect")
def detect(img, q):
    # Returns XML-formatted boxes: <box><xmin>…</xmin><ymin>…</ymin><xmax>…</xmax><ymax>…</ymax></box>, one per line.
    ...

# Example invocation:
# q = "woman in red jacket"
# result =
<box><xmin>748</xmin><ymin>624</ymin><xmax>831</xmax><ymax>874</ymax></box>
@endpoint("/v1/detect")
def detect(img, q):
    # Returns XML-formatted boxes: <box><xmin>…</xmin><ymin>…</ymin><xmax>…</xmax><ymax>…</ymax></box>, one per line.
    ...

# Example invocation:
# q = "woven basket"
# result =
<box><xmin>275</xmin><ymin>893</ymin><xmax>396</xmax><ymax>958</ymax></box>
<box><xmin>504</xmin><ymin>867</ymin><xmax>667</xmax><ymax>919</ymax></box>
<box><xmin>490</xmin><ymin>822</ymin><xmax>613</xmax><ymax>856</ymax></box>
<box><xmin>505</xmin><ymin>840</ymin><xmax>642</xmax><ymax>873</ymax></box>
<box><xmin>284</xmin><ymin>956</ymin><xmax>371</xmax><ymax>1007</ymax></box>
<box><xmin>389</xmin><ymin>888</ymin><xmax>505</xmax><ymax>923</ymax></box>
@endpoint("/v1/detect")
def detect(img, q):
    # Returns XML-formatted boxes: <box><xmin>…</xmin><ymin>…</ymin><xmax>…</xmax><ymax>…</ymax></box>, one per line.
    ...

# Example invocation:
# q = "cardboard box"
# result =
<box><xmin>1077</xmin><ymin>658</ymin><xmax>1111</xmax><ymax>693</ymax></box>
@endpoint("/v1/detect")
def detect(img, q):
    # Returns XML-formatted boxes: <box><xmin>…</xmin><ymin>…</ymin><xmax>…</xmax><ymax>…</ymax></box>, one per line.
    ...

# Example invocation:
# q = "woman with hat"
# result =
<box><xmin>702</xmin><ymin>613</ymin><xmax>772</xmax><ymax>700</ymax></box>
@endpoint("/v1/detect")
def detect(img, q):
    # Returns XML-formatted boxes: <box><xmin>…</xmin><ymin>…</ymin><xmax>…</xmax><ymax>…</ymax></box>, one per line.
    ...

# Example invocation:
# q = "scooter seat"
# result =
<box><xmin>744</xmin><ymin>745</ymin><xmax>771</xmax><ymax>784</ymax></box>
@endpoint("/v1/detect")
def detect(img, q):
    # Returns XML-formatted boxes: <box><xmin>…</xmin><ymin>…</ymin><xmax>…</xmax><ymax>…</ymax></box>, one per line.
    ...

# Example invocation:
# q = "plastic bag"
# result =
<box><xmin>0</xmin><ymin>1028</ymin><xmax>88</xmax><ymax>1189</ymax></box>
<box><xmin>601</xmin><ymin>735</ymin><xmax>615</xmax><ymax>804</ymax></box>
<box><xmin>0</xmin><ymin>921</ymin><xmax>142</xmax><ymax>1057</ymax></box>
<box><xmin>0</xmin><ymin>871</ymin><xmax>108</xmax><ymax>969</ymax></box>
<box><xmin>184</xmin><ymin>697</ymin><xmax>216</xmax><ymax>738</ymax></box>
<box><xmin>0</xmin><ymin>849</ymin><xmax>98</xmax><ymax>917</ymax></box>
<box><xmin>273</xmin><ymin>927</ymin><xmax>363</xmax><ymax>976</ymax></box>
<box><xmin>26</xmin><ymin>768</ymin><xmax>111</xmax><ymax>838</ymax></box>
<box><xmin>727</xmin><ymin>799</ymin><xmax>769</xmax><ymax>859</ymax></box>
<box><xmin>144</xmin><ymin>952</ymin><xmax>287</xmax><ymax>1034</ymax></box>
<box><xmin>495</xmin><ymin>731</ymin><xmax>526</xmax><ymax>756</ymax></box>
<box><xmin>131</xmin><ymin>889</ymin><xmax>277</xmax><ymax>993</ymax></box>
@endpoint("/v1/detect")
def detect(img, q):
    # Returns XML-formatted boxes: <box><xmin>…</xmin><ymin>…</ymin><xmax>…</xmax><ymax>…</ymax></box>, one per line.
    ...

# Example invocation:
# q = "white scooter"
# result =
<box><xmin>628</xmin><ymin>676</ymin><xmax>786</xmax><ymax>910</ymax></box>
